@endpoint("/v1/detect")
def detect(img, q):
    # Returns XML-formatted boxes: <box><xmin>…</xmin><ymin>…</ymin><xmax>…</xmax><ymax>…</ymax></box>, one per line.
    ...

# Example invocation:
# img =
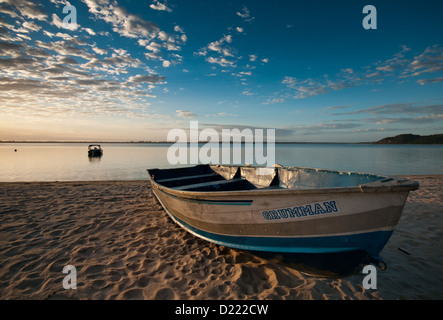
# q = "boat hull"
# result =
<box><xmin>88</xmin><ymin>150</ymin><xmax>103</xmax><ymax>157</ymax></box>
<box><xmin>151</xmin><ymin>184</ymin><xmax>408</xmax><ymax>259</ymax></box>
<box><xmin>147</xmin><ymin>164</ymin><xmax>418</xmax><ymax>262</ymax></box>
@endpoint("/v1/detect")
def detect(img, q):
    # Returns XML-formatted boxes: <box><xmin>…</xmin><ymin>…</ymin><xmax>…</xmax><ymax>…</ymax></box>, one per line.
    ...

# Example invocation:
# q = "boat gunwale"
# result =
<box><xmin>146</xmin><ymin>165</ymin><xmax>419</xmax><ymax>199</ymax></box>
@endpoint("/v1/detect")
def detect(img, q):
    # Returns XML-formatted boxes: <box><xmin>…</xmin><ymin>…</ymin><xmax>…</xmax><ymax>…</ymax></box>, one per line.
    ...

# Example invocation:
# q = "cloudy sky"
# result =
<box><xmin>0</xmin><ymin>0</ymin><xmax>442</xmax><ymax>142</ymax></box>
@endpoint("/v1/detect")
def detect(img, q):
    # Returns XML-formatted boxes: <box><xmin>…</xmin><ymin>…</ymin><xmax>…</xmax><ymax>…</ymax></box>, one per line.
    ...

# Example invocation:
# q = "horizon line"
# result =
<box><xmin>1</xmin><ymin>133</ymin><xmax>441</xmax><ymax>145</ymax></box>
<box><xmin>0</xmin><ymin>140</ymin><xmax>372</xmax><ymax>144</ymax></box>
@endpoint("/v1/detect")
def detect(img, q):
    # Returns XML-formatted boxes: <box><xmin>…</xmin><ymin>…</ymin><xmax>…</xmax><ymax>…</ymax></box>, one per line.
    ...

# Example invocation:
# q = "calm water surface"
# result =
<box><xmin>0</xmin><ymin>143</ymin><xmax>442</xmax><ymax>182</ymax></box>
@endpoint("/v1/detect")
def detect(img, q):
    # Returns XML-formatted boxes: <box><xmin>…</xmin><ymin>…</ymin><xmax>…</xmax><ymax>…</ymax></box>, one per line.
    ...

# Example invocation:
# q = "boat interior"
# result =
<box><xmin>147</xmin><ymin>164</ymin><xmax>386</xmax><ymax>192</ymax></box>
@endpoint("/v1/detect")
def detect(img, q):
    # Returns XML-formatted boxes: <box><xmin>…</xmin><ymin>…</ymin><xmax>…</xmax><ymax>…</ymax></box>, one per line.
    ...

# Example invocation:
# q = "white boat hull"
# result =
<box><xmin>147</xmin><ymin>165</ymin><xmax>418</xmax><ymax>262</ymax></box>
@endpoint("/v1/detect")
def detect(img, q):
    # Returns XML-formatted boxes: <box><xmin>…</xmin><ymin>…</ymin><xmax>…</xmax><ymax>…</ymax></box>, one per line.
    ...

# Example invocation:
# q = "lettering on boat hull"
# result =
<box><xmin>262</xmin><ymin>200</ymin><xmax>339</xmax><ymax>221</ymax></box>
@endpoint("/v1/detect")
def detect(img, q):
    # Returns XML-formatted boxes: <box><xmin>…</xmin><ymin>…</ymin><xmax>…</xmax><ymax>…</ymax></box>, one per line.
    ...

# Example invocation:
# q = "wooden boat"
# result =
<box><xmin>147</xmin><ymin>164</ymin><xmax>419</xmax><ymax>265</ymax></box>
<box><xmin>88</xmin><ymin>144</ymin><xmax>103</xmax><ymax>157</ymax></box>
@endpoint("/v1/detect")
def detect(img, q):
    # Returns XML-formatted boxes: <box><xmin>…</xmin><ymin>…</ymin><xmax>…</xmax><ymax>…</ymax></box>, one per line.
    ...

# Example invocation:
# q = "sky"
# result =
<box><xmin>0</xmin><ymin>0</ymin><xmax>442</xmax><ymax>142</ymax></box>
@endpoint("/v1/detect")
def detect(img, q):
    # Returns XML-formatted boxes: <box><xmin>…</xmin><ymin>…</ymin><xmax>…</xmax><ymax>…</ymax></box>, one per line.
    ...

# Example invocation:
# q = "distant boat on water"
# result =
<box><xmin>88</xmin><ymin>144</ymin><xmax>103</xmax><ymax>157</ymax></box>
<box><xmin>147</xmin><ymin>164</ymin><xmax>419</xmax><ymax>268</ymax></box>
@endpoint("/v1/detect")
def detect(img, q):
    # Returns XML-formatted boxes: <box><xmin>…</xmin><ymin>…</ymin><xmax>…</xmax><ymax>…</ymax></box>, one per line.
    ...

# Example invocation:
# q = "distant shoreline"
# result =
<box><xmin>1</xmin><ymin>141</ymin><xmax>441</xmax><ymax>145</ymax></box>
<box><xmin>1</xmin><ymin>133</ymin><xmax>442</xmax><ymax>145</ymax></box>
<box><xmin>0</xmin><ymin>141</ymin><xmax>360</xmax><ymax>144</ymax></box>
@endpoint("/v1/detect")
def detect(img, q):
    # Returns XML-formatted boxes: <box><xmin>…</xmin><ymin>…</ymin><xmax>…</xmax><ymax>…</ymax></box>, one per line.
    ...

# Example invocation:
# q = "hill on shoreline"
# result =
<box><xmin>376</xmin><ymin>134</ymin><xmax>443</xmax><ymax>144</ymax></box>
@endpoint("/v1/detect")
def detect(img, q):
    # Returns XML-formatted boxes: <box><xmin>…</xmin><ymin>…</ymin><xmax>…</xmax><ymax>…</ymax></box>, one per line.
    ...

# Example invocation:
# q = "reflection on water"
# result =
<box><xmin>88</xmin><ymin>155</ymin><xmax>102</xmax><ymax>163</ymax></box>
<box><xmin>0</xmin><ymin>143</ymin><xmax>442</xmax><ymax>182</ymax></box>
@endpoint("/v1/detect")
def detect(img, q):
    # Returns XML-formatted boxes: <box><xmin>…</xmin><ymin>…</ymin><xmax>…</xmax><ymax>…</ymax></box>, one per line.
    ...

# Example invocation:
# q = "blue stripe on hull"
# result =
<box><xmin>168</xmin><ymin>210</ymin><xmax>392</xmax><ymax>257</ymax></box>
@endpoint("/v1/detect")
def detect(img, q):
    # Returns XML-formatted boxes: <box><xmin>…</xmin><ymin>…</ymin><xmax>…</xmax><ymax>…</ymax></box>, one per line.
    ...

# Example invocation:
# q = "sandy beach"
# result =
<box><xmin>0</xmin><ymin>175</ymin><xmax>442</xmax><ymax>300</ymax></box>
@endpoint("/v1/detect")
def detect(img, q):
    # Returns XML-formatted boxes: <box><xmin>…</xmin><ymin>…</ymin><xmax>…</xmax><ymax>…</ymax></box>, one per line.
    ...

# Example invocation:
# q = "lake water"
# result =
<box><xmin>0</xmin><ymin>143</ymin><xmax>442</xmax><ymax>182</ymax></box>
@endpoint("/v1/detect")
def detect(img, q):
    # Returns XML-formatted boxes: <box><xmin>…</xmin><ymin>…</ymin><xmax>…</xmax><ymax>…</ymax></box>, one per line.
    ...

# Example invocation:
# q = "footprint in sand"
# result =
<box><xmin>153</xmin><ymin>287</ymin><xmax>176</xmax><ymax>299</ymax></box>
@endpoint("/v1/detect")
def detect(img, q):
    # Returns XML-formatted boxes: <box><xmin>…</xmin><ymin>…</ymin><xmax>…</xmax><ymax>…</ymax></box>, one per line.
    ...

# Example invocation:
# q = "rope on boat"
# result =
<box><xmin>367</xmin><ymin>255</ymin><xmax>387</xmax><ymax>271</ymax></box>
<box><xmin>376</xmin><ymin>259</ymin><xmax>387</xmax><ymax>271</ymax></box>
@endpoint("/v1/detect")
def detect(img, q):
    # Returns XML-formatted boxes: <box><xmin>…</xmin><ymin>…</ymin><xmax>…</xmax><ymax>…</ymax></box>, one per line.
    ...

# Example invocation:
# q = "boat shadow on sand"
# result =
<box><xmin>251</xmin><ymin>250</ymin><xmax>379</xmax><ymax>278</ymax></box>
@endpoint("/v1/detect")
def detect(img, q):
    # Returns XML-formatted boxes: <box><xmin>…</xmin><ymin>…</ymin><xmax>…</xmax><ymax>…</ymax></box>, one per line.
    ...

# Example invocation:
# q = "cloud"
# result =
<box><xmin>263</xmin><ymin>97</ymin><xmax>287</xmax><ymax>104</ymax></box>
<box><xmin>331</xmin><ymin>103</ymin><xmax>443</xmax><ymax>116</ymax></box>
<box><xmin>0</xmin><ymin>0</ymin><xmax>47</xmax><ymax>21</ymax></box>
<box><xmin>341</xmin><ymin>68</ymin><xmax>354</xmax><ymax>74</ymax></box>
<box><xmin>0</xmin><ymin>41</ymin><xmax>24</xmax><ymax>56</ymax></box>
<box><xmin>176</xmin><ymin>110</ymin><xmax>196</xmax><ymax>119</ymax></box>
<box><xmin>404</xmin><ymin>45</ymin><xmax>443</xmax><ymax>77</ymax></box>
<box><xmin>22</xmin><ymin>21</ymin><xmax>41</xmax><ymax>32</ymax></box>
<box><xmin>150</xmin><ymin>1</ymin><xmax>172</xmax><ymax>12</ymax></box>
<box><xmin>174</xmin><ymin>25</ymin><xmax>184</xmax><ymax>33</ymax></box>
<box><xmin>0</xmin><ymin>77</ymin><xmax>50</xmax><ymax>92</ymax></box>
<box><xmin>368</xmin><ymin>45</ymin><xmax>411</xmax><ymax>77</ymax></box>
<box><xmin>0</xmin><ymin>4</ymin><xmax>19</xmax><ymax>18</ymax></box>
<box><xmin>58</xmin><ymin>56</ymin><xmax>78</xmax><ymax>65</ymax></box>
<box><xmin>323</xmin><ymin>105</ymin><xmax>353</xmax><ymax>111</ymax></box>
<box><xmin>270</xmin><ymin>121</ymin><xmax>382</xmax><ymax>138</ymax></box>
<box><xmin>373</xmin><ymin>114</ymin><xmax>443</xmax><ymax>125</ymax></box>
<box><xmin>206</xmin><ymin>56</ymin><xmax>236</xmax><ymax>67</ymax></box>
<box><xmin>0</xmin><ymin>47</ymin><xmax>155</xmax><ymax>111</ymax></box>
<box><xmin>92</xmin><ymin>46</ymin><xmax>107</xmax><ymax>55</ymax></box>
<box><xmin>282</xmin><ymin>77</ymin><xmax>344</xmax><ymax>99</ymax></box>
<box><xmin>191</xmin><ymin>123</ymin><xmax>292</xmax><ymax>142</ymax></box>
<box><xmin>35</xmin><ymin>39</ymin><xmax>94</xmax><ymax>60</ymax></box>
<box><xmin>207</xmin><ymin>35</ymin><xmax>233</xmax><ymax>54</ymax></box>
<box><xmin>200</xmin><ymin>123</ymin><xmax>277</xmax><ymax>131</ymax></box>
<box><xmin>80</xmin><ymin>1</ymin><xmax>188</xmax><ymax>67</ymax></box>
<box><xmin>274</xmin><ymin>44</ymin><xmax>443</xmax><ymax>103</ymax></box>
<box><xmin>83</xmin><ymin>0</ymin><xmax>160</xmax><ymax>39</ymax></box>
<box><xmin>121</xmin><ymin>15</ymin><xmax>159</xmax><ymax>39</ymax></box>
<box><xmin>83</xmin><ymin>48</ymin><xmax>146</xmax><ymax>75</ymax></box>
<box><xmin>128</xmin><ymin>74</ymin><xmax>166</xmax><ymax>84</ymax></box>
<box><xmin>205</xmin><ymin>112</ymin><xmax>237</xmax><ymax>118</ymax></box>
<box><xmin>51</xmin><ymin>13</ymin><xmax>67</xmax><ymax>29</ymax></box>
<box><xmin>236</xmin><ymin>6</ymin><xmax>254</xmax><ymax>21</ymax></box>
<box><xmin>417</xmin><ymin>77</ymin><xmax>443</xmax><ymax>85</ymax></box>
<box><xmin>0</xmin><ymin>1</ymin><xmax>181</xmax><ymax>126</ymax></box>
<box><xmin>232</xmin><ymin>71</ymin><xmax>252</xmax><ymax>78</ymax></box>
<box><xmin>304</xmin><ymin>122</ymin><xmax>361</xmax><ymax>131</ymax></box>
<box><xmin>366</xmin><ymin>71</ymin><xmax>382</xmax><ymax>78</ymax></box>
<box><xmin>0</xmin><ymin>68</ymin><xmax>163</xmax><ymax>120</ymax></box>
<box><xmin>83</xmin><ymin>27</ymin><xmax>96</xmax><ymax>36</ymax></box>
<box><xmin>365</xmin><ymin>44</ymin><xmax>443</xmax><ymax>81</ymax></box>
<box><xmin>171</xmin><ymin>27</ymin><xmax>188</xmax><ymax>44</ymax></box>
<box><xmin>196</xmin><ymin>34</ymin><xmax>238</xmax><ymax>68</ymax></box>
<box><xmin>194</xmin><ymin>7</ymin><xmax>258</xmax><ymax>70</ymax></box>
<box><xmin>377</xmin><ymin>65</ymin><xmax>397</xmax><ymax>72</ymax></box>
